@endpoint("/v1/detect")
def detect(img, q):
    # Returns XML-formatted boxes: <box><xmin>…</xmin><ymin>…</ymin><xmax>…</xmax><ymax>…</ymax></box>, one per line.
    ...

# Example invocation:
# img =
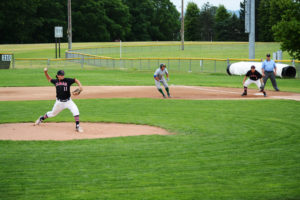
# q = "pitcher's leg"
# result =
<box><xmin>67</xmin><ymin>100</ymin><xmax>83</xmax><ymax>132</ymax></box>
<box><xmin>35</xmin><ymin>101</ymin><xmax>63</xmax><ymax>125</ymax></box>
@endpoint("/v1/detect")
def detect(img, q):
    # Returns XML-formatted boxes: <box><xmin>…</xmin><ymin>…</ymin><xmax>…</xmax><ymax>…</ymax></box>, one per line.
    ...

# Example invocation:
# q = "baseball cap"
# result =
<box><xmin>266</xmin><ymin>53</ymin><xmax>271</xmax><ymax>57</ymax></box>
<box><xmin>57</xmin><ymin>70</ymin><xmax>65</xmax><ymax>76</ymax></box>
<box><xmin>160</xmin><ymin>63</ymin><xmax>166</xmax><ymax>68</ymax></box>
<box><xmin>251</xmin><ymin>65</ymin><xmax>255</xmax><ymax>69</ymax></box>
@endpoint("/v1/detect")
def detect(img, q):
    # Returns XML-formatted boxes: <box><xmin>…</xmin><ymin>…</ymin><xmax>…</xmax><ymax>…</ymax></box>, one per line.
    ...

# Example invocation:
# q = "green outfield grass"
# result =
<box><xmin>0</xmin><ymin>99</ymin><xmax>300</xmax><ymax>200</ymax></box>
<box><xmin>1</xmin><ymin>68</ymin><xmax>300</xmax><ymax>92</ymax></box>
<box><xmin>1</xmin><ymin>42</ymin><xmax>299</xmax><ymax>200</ymax></box>
<box><xmin>0</xmin><ymin>42</ymin><xmax>292</xmax><ymax>60</ymax></box>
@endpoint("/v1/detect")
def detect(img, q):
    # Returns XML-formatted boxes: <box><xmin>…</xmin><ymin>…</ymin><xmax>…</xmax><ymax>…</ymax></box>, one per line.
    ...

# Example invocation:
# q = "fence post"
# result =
<box><xmin>214</xmin><ymin>60</ymin><xmax>216</xmax><ymax>73</ymax></box>
<box><xmin>178</xmin><ymin>59</ymin><xmax>180</xmax><ymax>71</ymax></box>
<box><xmin>168</xmin><ymin>59</ymin><xmax>170</xmax><ymax>70</ymax></box>
<box><xmin>47</xmin><ymin>59</ymin><xmax>50</xmax><ymax>68</ymax></box>
<box><xmin>12</xmin><ymin>54</ymin><xmax>15</xmax><ymax>69</ymax></box>
<box><xmin>292</xmin><ymin>59</ymin><xmax>295</xmax><ymax>67</ymax></box>
<box><xmin>81</xmin><ymin>57</ymin><xmax>84</xmax><ymax>68</ymax></box>
<box><xmin>298</xmin><ymin>62</ymin><xmax>300</xmax><ymax>79</ymax></box>
<box><xmin>138</xmin><ymin>59</ymin><xmax>140</xmax><ymax>70</ymax></box>
<box><xmin>189</xmin><ymin>59</ymin><xmax>192</xmax><ymax>72</ymax></box>
<box><xmin>200</xmin><ymin>60</ymin><xmax>203</xmax><ymax>72</ymax></box>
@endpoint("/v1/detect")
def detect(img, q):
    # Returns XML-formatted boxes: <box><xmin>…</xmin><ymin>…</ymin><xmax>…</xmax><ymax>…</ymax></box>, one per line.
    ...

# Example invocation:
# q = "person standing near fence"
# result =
<box><xmin>154</xmin><ymin>64</ymin><xmax>171</xmax><ymax>98</ymax></box>
<box><xmin>261</xmin><ymin>54</ymin><xmax>280</xmax><ymax>91</ymax></box>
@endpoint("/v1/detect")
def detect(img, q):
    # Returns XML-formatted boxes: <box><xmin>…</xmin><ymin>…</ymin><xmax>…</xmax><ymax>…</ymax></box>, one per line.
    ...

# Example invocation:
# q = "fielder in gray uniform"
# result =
<box><xmin>154</xmin><ymin>64</ymin><xmax>171</xmax><ymax>98</ymax></box>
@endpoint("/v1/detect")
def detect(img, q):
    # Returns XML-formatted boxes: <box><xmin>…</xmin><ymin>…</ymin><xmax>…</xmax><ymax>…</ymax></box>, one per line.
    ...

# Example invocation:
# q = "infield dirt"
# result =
<box><xmin>1</xmin><ymin>85</ymin><xmax>300</xmax><ymax>101</ymax></box>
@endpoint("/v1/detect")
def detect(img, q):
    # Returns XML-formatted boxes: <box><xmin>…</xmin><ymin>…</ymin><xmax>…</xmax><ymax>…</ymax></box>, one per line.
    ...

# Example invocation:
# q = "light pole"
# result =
<box><xmin>245</xmin><ymin>0</ymin><xmax>255</xmax><ymax>59</ymax></box>
<box><xmin>181</xmin><ymin>0</ymin><xmax>184</xmax><ymax>50</ymax></box>
<box><xmin>67</xmin><ymin>0</ymin><xmax>72</xmax><ymax>50</ymax></box>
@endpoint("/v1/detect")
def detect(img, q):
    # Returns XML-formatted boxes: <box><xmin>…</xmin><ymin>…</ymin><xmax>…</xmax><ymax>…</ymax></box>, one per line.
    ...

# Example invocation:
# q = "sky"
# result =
<box><xmin>170</xmin><ymin>0</ymin><xmax>243</xmax><ymax>11</ymax></box>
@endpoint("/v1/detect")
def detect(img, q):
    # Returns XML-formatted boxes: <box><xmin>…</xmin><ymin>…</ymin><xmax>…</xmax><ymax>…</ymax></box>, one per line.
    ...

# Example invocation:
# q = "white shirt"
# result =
<box><xmin>154</xmin><ymin>68</ymin><xmax>168</xmax><ymax>80</ymax></box>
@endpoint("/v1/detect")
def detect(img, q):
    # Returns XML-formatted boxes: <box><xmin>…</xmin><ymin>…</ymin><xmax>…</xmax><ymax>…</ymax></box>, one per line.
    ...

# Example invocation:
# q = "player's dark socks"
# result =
<box><xmin>263</xmin><ymin>91</ymin><xmax>267</xmax><ymax>97</ymax></box>
<box><xmin>74</xmin><ymin>115</ymin><xmax>80</xmax><ymax>125</ymax></box>
<box><xmin>165</xmin><ymin>87</ymin><xmax>170</xmax><ymax>96</ymax></box>
<box><xmin>241</xmin><ymin>87</ymin><xmax>247</xmax><ymax>96</ymax></box>
<box><xmin>158</xmin><ymin>89</ymin><xmax>165</xmax><ymax>97</ymax></box>
<box><xmin>40</xmin><ymin>114</ymin><xmax>48</xmax><ymax>121</ymax></box>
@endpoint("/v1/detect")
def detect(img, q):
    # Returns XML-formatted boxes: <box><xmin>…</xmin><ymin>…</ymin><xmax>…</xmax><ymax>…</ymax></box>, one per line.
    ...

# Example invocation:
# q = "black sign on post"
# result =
<box><xmin>0</xmin><ymin>54</ymin><xmax>12</xmax><ymax>69</ymax></box>
<box><xmin>54</xmin><ymin>26</ymin><xmax>63</xmax><ymax>58</ymax></box>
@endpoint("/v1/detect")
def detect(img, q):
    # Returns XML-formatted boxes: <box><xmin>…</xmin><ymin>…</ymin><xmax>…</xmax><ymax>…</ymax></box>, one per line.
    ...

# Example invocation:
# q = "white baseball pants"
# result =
<box><xmin>46</xmin><ymin>99</ymin><xmax>79</xmax><ymax>118</ymax></box>
<box><xmin>244</xmin><ymin>79</ymin><xmax>261</xmax><ymax>89</ymax></box>
<box><xmin>155</xmin><ymin>78</ymin><xmax>168</xmax><ymax>89</ymax></box>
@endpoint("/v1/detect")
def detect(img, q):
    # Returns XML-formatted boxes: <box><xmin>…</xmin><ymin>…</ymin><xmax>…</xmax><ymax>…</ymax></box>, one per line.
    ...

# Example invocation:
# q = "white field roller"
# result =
<box><xmin>227</xmin><ymin>62</ymin><xmax>296</xmax><ymax>78</ymax></box>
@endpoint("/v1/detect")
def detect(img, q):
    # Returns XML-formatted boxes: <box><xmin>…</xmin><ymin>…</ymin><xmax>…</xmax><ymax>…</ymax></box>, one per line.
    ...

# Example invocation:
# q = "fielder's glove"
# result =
<box><xmin>72</xmin><ymin>88</ymin><xmax>82</xmax><ymax>96</ymax></box>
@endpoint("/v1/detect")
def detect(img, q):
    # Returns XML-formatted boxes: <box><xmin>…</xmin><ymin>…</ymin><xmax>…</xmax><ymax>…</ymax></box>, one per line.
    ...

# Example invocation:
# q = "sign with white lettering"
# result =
<box><xmin>55</xmin><ymin>26</ymin><xmax>63</xmax><ymax>38</ymax></box>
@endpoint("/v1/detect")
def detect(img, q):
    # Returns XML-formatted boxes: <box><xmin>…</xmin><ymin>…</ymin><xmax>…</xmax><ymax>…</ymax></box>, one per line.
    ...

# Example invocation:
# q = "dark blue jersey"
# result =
<box><xmin>51</xmin><ymin>78</ymin><xmax>75</xmax><ymax>100</ymax></box>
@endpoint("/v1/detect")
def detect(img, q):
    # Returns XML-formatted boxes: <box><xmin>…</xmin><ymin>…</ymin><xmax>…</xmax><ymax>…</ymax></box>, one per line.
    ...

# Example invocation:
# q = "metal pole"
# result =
<box><xmin>181</xmin><ymin>0</ymin><xmax>184</xmax><ymax>51</ymax></box>
<box><xmin>249</xmin><ymin>0</ymin><xmax>255</xmax><ymax>59</ymax></box>
<box><xmin>59</xmin><ymin>38</ymin><xmax>61</xmax><ymax>58</ymax></box>
<box><xmin>120</xmin><ymin>40</ymin><xmax>122</xmax><ymax>58</ymax></box>
<box><xmin>55</xmin><ymin>38</ymin><xmax>57</xmax><ymax>58</ymax></box>
<box><xmin>67</xmin><ymin>0</ymin><xmax>72</xmax><ymax>50</ymax></box>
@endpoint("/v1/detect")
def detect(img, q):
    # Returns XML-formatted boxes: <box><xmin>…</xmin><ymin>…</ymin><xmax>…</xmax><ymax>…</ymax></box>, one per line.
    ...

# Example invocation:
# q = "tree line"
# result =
<box><xmin>0</xmin><ymin>0</ymin><xmax>299</xmax><ymax>59</ymax></box>
<box><xmin>184</xmin><ymin>0</ymin><xmax>300</xmax><ymax>59</ymax></box>
<box><xmin>0</xmin><ymin>0</ymin><xmax>180</xmax><ymax>43</ymax></box>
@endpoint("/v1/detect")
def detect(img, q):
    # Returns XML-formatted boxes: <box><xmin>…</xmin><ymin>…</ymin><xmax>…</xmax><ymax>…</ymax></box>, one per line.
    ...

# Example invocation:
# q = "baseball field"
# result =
<box><xmin>0</xmin><ymin>42</ymin><xmax>300</xmax><ymax>199</ymax></box>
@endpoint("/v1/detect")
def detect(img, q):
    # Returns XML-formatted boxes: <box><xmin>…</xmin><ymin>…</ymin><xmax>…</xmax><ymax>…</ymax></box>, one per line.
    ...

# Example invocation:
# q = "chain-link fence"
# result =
<box><xmin>10</xmin><ymin>54</ymin><xmax>299</xmax><ymax>79</ymax></box>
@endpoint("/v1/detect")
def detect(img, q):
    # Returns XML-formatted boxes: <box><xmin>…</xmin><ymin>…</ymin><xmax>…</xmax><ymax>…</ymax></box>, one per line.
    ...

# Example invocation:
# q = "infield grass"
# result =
<box><xmin>0</xmin><ymin>98</ymin><xmax>300</xmax><ymax>199</ymax></box>
<box><xmin>1</xmin><ymin>68</ymin><xmax>300</xmax><ymax>93</ymax></box>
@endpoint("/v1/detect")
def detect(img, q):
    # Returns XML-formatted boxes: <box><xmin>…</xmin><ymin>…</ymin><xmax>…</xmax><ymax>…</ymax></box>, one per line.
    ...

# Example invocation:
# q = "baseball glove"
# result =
<box><xmin>72</xmin><ymin>88</ymin><xmax>82</xmax><ymax>96</ymax></box>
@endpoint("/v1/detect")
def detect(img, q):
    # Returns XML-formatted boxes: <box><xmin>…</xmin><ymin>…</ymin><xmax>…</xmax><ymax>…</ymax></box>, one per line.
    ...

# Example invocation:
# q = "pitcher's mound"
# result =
<box><xmin>0</xmin><ymin>123</ymin><xmax>172</xmax><ymax>141</ymax></box>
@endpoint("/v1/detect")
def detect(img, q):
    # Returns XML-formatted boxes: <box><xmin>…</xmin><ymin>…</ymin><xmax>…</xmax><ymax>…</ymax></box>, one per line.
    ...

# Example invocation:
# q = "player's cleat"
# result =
<box><xmin>34</xmin><ymin>116</ymin><xmax>43</xmax><ymax>126</ymax></box>
<box><xmin>275</xmin><ymin>88</ymin><xmax>280</xmax><ymax>91</ymax></box>
<box><xmin>168</xmin><ymin>94</ymin><xmax>172</xmax><ymax>98</ymax></box>
<box><xmin>76</xmin><ymin>125</ymin><xmax>84</xmax><ymax>133</ymax></box>
<box><xmin>263</xmin><ymin>92</ymin><xmax>267</xmax><ymax>97</ymax></box>
<box><xmin>162</xmin><ymin>95</ymin><xmax>166</xmax><ymax>99</ymax></box>
<box><xmin>241</xmin><ymin>92</ymin><xmax>247</xmax><ymax>96</ymax></box>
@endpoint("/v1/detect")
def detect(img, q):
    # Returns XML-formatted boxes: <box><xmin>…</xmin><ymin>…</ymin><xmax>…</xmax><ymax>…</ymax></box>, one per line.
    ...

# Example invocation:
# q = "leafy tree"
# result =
<box><xmin>238</xmin><ymin>0</ymin><xmax>248</xmax><ymax>41</ymax></box>
<box><xmin>150</xmin><ymin>0</ymin><xmax>180</xmax><ymax>41</ymax></box>
<box><xmin>257</xmin><ymin>0</ymin><xmax>273</xmax><ymax>41</ymax></box>
<box><xmin>34</xmin><ymin>0</ymin><xmax>67</xmax><ymax>43</ymax></box>
<box><xmin>103</xmin><ymin>0</ymin><xmax>131</xmax><ymax>41</ymax></box>
<box><xmin>272</xmin><ymin>0</ymin><xmax>300</xmax><ymax>59</ymax></box>
<box><xmin>72</xmin><ymin>0</ymin><xmax>110</xmax><ymax>41</ymax></box>
<box><xmin>214</xmin><ymin>5</ymin><xmax>231</xmax><ymax>41</ymax></box>
<box><xmin>199</xmin><ymin>3</ymin><xmax>216</xmax><ymax>41</ymax></box>
<box><xmin>0</xmin><ymin>0</ymin><xmax>42</xmax><ymax>43</ymax></box>
<box><xmin>184</xmin><ymin>2</ymin><xmax>201</xmax><ymax>41</ymax></box>
<box><xmin>123</xmin><ymin>0</ymin><xmax>154</xmax><ymax>41</ymax></box>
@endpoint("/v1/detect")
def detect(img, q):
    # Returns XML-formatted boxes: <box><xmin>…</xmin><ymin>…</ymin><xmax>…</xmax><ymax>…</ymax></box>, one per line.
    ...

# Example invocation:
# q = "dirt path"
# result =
<box><xmin>0</xmin><ymin>122</ymin><xmax>171</xmax><ymax>141</ymax></box>
<box><xmin>0</xmin><ymin>86</ymin><xmax>299</xmax><ymax>101</ymax></box>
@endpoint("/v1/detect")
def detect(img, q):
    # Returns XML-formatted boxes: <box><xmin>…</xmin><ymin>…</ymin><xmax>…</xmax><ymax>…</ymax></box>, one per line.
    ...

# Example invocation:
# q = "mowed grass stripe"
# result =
<box><xmin>0</xmin><ymin>68</ymin><xmax>300</xmax><ymax>93</ymax></box>
<box><xmin>0</xmin><ymin>98</ymin><xmax>299</xmax><ymax>199</ymax></box>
